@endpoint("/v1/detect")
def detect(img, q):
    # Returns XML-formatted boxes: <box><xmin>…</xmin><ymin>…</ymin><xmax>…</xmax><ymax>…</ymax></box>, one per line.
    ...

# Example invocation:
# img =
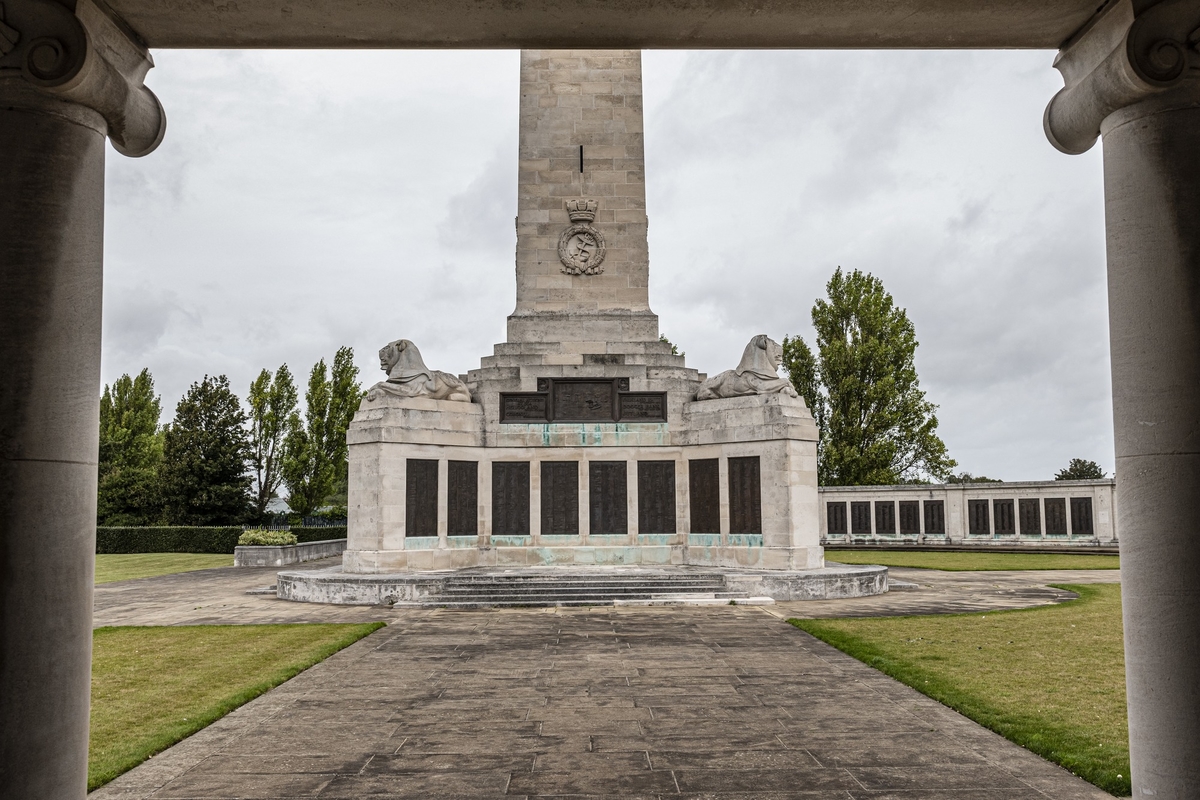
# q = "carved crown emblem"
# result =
<box><xmin>558</xmin><ymin>199</ymin><xmax>605</xmax><ymax>276</ymax></box>
<box><xmin>565</xmin><ymin>199</ymin><xmax>598</xmax><ymax>223</ymax></box>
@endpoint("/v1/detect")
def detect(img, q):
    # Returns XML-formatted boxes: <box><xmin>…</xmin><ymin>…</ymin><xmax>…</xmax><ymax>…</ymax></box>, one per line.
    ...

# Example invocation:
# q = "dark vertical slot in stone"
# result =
<box><xmin>541</xmin><ymin>461</ymin><xmax>580</xmax><ymax>536</ymax></box>
<box><xmin>492</xmin><ymin>462</ymin><xmax>530</xmax><ymax>536</ymax></box>
<box><xmin>405</xmin><ymin>459</ymin><xmax>438</xmax><ymax>537</ymax></box>
<box><xmin>1070</xmin><ymin>497</ymin><xmax>1094</xmax><ymax>536</ymax></box>
<box><xmin>1045</xmin><ymin>498</ymin><xmax>1068</xmax><ymax>535</ymax></box>
<box><xmin>447</xmin><ymin>460</ymin><xmax>478</xmax><ymax>536</ymax></box>
<box><xmin>688</xmin><ymin>459</ymin><xmax>720</xmax><ymax>534</ymax></box>
<box><xmin>728</xmin><ymin>456</ymin><xmax>762</xmax><ymax>534</ymax></box>
<box><xmin>637</xmin><ymin>460</ymin><xmax>676</xmax><ymax>534</ymax></box>
<box><xmin>851</xmin><ymin>501</ymin><xmax>872</xmax><ymax>535</ymax></box>
<box><xmin>827</xmin><ymin>502</ymin><xmax>848</xmax><ymax>535</ymax></box>
<box><xmin>968</xmin><ymin>499</ymin><xmax>991</xmax><ymax>535</ymax></box>
<box><xmin>1019</xmin><ymin>498</ymin><xmax>1042</xmax><ymax>535</ymax></box>
<box><xmin>898</xmin><ymin>501</ymin><xmax>920</xmax><ymax>535</ymax></box>
<box><xmin>874</xmin><ymin>501</ymin><xmax>896</xmax><ymax>534</ymax></box>
<box><xmin>589</xmin><ymin>461</ymin><xmax>627</xmax><ymax>534</ymax></box>
<box><xmin>923</xmin><ymin>500</ymin><xmax>945</xmax><ymax>534</ymax></box>
<box><xmin>993</xmin><ymin>499</ymin><xmax>1015</xmax><ymax>535</ymax></box>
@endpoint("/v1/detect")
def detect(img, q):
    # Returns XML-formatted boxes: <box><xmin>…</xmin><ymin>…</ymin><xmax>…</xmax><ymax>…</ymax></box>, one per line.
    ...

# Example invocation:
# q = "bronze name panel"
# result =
<box><xmin>553</xmin><ymin>380</ymin><xmax>614</xmax><ymax>421</ymax></box>
<box><xmin>500</xmin><ymin>378</ymin><xmax>666</xmax><ymax>424</ymax></box>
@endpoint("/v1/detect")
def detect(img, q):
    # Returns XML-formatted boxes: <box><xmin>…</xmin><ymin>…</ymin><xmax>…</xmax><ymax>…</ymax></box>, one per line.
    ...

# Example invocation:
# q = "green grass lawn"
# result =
<box><xmin>825</xmin><ymin>549</ymin><xmax>1120</xmax><ymax>571</ymax></box>
<box><xmin>90</xmin><ymin>623</ymin><xmax>385</xmax><ymax>790</ymax></box>
<box><xmin>791</xmin><ymin>584</ymin><xmax>1128</xmax><ymax>795</ymax></box>
<box><xmin>95</xmin><ymin>553</ymin><xmax>235</xmax><ymax>584</ymax></box>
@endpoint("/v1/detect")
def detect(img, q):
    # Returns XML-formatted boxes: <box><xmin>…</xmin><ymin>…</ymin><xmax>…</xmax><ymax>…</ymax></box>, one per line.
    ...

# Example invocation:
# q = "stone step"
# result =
<box><xmin>423</xmin><ymin>570</ymin><xmax>738</xmax><ymax>607</ymax></box>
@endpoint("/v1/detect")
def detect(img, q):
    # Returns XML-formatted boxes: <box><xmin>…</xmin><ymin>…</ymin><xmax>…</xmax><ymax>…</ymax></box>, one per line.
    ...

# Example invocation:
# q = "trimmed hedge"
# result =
<box><xmin>292</xmin><ymin>526</ymin><xmax>347</xmax><ymax>543</ymax></box>
<box><xmin>96</xmin><ymin>527</ymin><xmax>242</xmax><ymax>554</ymax></box>
<box><xmin>96</xmin><ymin>526</ymin><xmax>348</xmax><ymax>554</ymax></box>
<box><xmin>238</xmin><ymin>530</ymin><xmax>298</xmax><ymax>546</ymax></box>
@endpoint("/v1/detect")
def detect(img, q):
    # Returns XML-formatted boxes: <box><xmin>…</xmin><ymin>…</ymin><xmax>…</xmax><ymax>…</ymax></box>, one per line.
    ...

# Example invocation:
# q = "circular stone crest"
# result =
<box><xmin>558</xmin><ymin>223</ymin><xmax>606</xmax><ymax>275</ymax></box>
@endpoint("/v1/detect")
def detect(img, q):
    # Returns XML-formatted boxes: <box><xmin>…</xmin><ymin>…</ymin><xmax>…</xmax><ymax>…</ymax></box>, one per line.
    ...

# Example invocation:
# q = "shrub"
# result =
<box><xmin>237</xmin><ymin>530</ymin><xmax>298</xmax><ymax>547</ymax></box>
<box><xmin>291</xmin><ymin>526</ymin><xmax>346</xmax><ymax>543</ymax></box>
<box><xmin>96</xmin><ymin>527</ymin><xmax>242</xmax><ymax>554</ymax></box>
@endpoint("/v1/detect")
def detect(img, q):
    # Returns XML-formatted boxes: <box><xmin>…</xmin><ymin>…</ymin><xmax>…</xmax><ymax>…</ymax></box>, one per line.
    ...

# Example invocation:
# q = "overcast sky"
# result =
<box><xmin>102</xmin><ymin>49</ymin><xmax>1111</xmax><ymax>482</ymax></box>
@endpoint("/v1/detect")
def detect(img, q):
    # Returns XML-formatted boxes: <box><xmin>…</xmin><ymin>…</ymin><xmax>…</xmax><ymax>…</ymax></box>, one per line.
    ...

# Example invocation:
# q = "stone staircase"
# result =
<box><xmin>418</xmin><ymin>569</ymin><xmax>771</xmax><ymax>608</ymax></box>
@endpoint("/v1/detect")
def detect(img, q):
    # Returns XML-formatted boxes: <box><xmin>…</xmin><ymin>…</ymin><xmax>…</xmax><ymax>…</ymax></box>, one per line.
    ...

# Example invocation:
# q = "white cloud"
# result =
<box><xmin>103</xmin><ymin>48</ymin><xmax>1112</xmax><ymax>481</ymax></box>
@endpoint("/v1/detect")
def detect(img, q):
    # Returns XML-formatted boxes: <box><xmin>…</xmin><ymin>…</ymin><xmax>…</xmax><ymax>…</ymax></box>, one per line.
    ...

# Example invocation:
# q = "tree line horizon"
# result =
<box><xmin>97</xmin><ymin>268</ymin><xmax>1106</xmax><ymax>527</ymax></box>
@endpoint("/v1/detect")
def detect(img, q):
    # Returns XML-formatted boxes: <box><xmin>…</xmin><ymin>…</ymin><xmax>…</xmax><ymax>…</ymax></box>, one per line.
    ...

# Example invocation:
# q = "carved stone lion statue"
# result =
<box><xmin>365</xmin><ymin>339</ymin><xmax>473</xmax><ymax>403</ymax></box>
<box><xmin>695</xmin><ymin>334</ymin><xmax>800</xmax><ymax>401</ymax></box>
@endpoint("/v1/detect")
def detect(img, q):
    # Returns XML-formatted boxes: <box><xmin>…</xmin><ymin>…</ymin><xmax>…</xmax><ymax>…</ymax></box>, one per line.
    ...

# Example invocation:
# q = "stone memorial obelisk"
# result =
<box><xmin>285</xmin><ymin>51</ymin><xmax>874</xmax><ymax>604</ymax></box>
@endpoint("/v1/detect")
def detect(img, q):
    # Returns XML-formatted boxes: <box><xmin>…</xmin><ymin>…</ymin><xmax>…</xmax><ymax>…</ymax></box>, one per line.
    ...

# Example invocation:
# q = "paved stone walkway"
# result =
<box><xmin>92</xmin><ymin>605</ymin><xmax>1112</xmax><ymax>799</ymax></box>
<box><xmin>93</xmin><ymin>558</ymin><xmax>1120</xmax><ymax>627</ymax></box>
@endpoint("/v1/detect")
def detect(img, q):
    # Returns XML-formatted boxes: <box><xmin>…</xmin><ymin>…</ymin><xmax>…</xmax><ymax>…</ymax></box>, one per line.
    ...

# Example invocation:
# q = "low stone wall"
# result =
<box><xmin>234</xmin><ymin>538</ymin><xmax>347</xmax><ymax>568</ymax></box>
<box><xmin>819</xmin><ymin>480</ymin><xmax>1116</xmax><ymax>546</ymax></box>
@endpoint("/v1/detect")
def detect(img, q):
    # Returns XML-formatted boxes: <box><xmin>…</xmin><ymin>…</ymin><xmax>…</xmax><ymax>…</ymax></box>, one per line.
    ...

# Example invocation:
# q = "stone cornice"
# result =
<box><xmin>1044</xmin><ymin>0</ymin><xmax>1200</xmax><ymax>154</ymax></box>
<box><xmin>0</xmin><ymin>0</ymin><xmax>164</xmax><ymax>156</ymax></box>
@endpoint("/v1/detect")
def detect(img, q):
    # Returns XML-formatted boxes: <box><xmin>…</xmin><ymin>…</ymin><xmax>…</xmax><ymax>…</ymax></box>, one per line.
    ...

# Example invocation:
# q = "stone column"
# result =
<box><xmin>1044</xmin><ymin>0</ymin><xmax>1200</xmax><ymax>795</ymax></box>
<box><xmin>0</xmin><ymin>1</ymin><xmax>164</xmax><ymax>797</ymax></box>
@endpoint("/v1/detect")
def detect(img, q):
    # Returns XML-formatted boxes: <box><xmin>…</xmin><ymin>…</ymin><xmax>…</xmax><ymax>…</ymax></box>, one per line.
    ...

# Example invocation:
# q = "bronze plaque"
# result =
<box><xmin>406</xmin><ymin>459</ymin><xmax>438</xmax><ymax>536</ymax></box>
<box><xmin>850</xmin><ymin>501</ymin><xmax>871</xmax><ymax>535</ymax></box>
<box><xmin>553</xmin><ymin>381</ymin><xmax>613</xmax><ymax>421</ymax></box>
<box><xmin>874</xmin><ymin>500</ymin><xmax>895</xmax><ymax>535</ymax></box>
<box><xmin>500</xmin><ymin>394</ymin><xmax>548</xmax><ymax>422</ymax></box>
<box><xmin>590</xmin><ymin>461</ymin><xmax>628</xmax><ymax>534</ymax></box>
<box><xmin>638</xmin><ymin>461</ymin><xmax>675</xmax><ymax>534</ymax></box>
<box><xmin>619</xmin><ymin>393</ymin><xmax>667</xmax><ymax>422</ymax></box>
<box><xmin>541</xmin><ymin>461</ymin><xmax>579</xmax><ymax>535</ymax></box>
<box><xmin>689</xmin><ymin>458</ymin><xmax>720</xmax><ymax>534</ymax></box>
<box><xmin>447</xmin><ymin>460</ymin><xmax>478</xmax><ymax>536</ymax></box>
<box><xmin>728</xmin><ymin>456</ymin><xmax>762</xmax><ymax>535</ymax></box>
<box><xmin>898</xmin><ymin>500</ymin><xmax>920</xmax><ymax>535</ymax></box>
<box><xmin>827</xmin><ymin>502</ymin><xmax>848</xmax><ymax>535</ymax></box>
<box><xmin>1045</xmin><ymin>498</ymin><xmax>1068</xmax><ymax>535</ymax></box>
<box><xmin>924</xmin><ymin>500</ymin><xmax>945</xmax><ymax>534</ymax></box>
<box><xmin>492</xmin><ymin>462</ymin><xmax>530</xmax><ymax>536</ymax></box>
<box><xmin>994</xmin><ymin>499</ymin><xmax>1015</xmax><ymax>535</ymax></box>
<box><xmin>1019</xmin><ymin>498</ymin><xmax>1041</xmax><ymax>535</ymax></box>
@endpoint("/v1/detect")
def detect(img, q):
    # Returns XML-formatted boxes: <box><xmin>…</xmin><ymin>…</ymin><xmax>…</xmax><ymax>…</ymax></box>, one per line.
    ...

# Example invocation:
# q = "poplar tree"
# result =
<box><xmin>97</xmin><ymin>368</ymin><xmax>165</xmax><ymax>525</ymax></box>
<box><xmin>282</xmin><ymin>347</ymin><xmax>361</xmax><ymax>515</ymax></box>
<box><xmin>247</xmin><ymin>365</ymin><xmax>300</xmax><ymax>518</ymax></box>
<box><xmin>783</xmin><ymin>267</ymin><xmax>956</xmax><ymax>486</ymax></box>
<box><xmin>160</xmin><ymin>375</ymin><xmax>252</xmax><ymax>524</ymax></box>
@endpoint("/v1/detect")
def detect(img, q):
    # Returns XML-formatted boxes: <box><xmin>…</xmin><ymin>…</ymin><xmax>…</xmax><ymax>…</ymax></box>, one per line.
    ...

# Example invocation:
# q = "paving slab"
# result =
<box><xmin>89</xmin><ymin>606</ymin><xmax>1112</xmax><ymax>799</ymax></box>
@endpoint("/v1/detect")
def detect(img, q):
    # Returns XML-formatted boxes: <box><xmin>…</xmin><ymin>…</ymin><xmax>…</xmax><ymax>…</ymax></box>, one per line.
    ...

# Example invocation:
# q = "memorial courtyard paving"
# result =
<box><xmin>90</xmin><ymin>560</ymin><xmax>1119</xmax><ymax>799</ymax></box>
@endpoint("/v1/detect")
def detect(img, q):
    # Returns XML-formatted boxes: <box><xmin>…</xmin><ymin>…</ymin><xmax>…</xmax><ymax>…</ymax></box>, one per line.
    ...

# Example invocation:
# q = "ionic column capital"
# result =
<box><xmin>1045</xmin><ymin>0</ymin><xmax>1200</xmax><ymax>154</ymax></box>
<box><xmin>0</xmin><ymin>0</ymin><xmax>164</xmax><ymax>156</ymax></box>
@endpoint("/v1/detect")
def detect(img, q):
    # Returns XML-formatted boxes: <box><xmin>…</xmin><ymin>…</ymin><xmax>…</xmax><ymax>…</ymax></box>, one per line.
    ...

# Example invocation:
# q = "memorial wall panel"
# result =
<box><xmin>589</xmin><ymin>461</ymin><xmax>627</xmax><ymax>534</ymax></box>
<box><xmin>924</xmin><ymin>500</ymin><xmax>945</xmax><ymax>534</ymax></box>
<box><xmin>1070</xmin><ymin>497</ymin><xmax>1094</xmax><ymax>536</ymax></box>
<box><xmin>827</xmin><ymin>502</ymin><xmax>848</xmax><ymax>535</ymax></box>
<box><xmin>1019</xmin><ymin>498</ymin><xmax>1041</xmax><ymax>536</ymax></box>
<box><xmin>898</xmin><ymin>500</ymin><xmax>920</xmax><ymax>535</ymax></box>
<box><xmin>851</xmin><ymin>501</ymin><xmax>872</xmax><ymax>535</ymax></box>
<box><xmin>492</xmin><ymin>462</ymin><xmax>530</xmax><ymax>536</ymax></box>
<box><xmin>447</xmin><ymin>460</ymin><xmax>478</xmax><ymax>536</ymax></box>
<box><xmin>993</xmin><ymin>499</ymin><xmax>1015</xmax><ymax>535</ymax></box>
<box><xmin>406</xmin><ymin>459</ymin><xmax>438</xmax><ymax>537</ymax></box>
<box><xmin>875</xmin><ymin>501</ymin><xmax>896</xmax><ymax>534</ymax></box>
<box><xmin>688</xmin><ymin>459</ymin><xmax>720</xmax><ymax>534</ymax></box>
<box><xmin>541</xmin><ymin>461</ymin><xmax>579</xmax><ymax>536</ymax></box>
<box><xmin>1045</xmin><ymin>498</ymin><xmax>1068</xmax><ymax>535</ymax></box>
<box><xmin>968</xmin><ymin>499</ymin><xmax>990</xmax><ymax>536</ymax></box>
<box><xmin>554</xmin><ymin>381</ymin><xmax>613</xmax><ymax>422</ymax></box>
<box><xmin>728</xmin><ymin>456</ymin><xmax>762</xmax><ymax>535</ymax></box>
<box><xmin>637</xmin><ymin>460</ymin><xmax>675</xmax><ymax>534</ymax></box>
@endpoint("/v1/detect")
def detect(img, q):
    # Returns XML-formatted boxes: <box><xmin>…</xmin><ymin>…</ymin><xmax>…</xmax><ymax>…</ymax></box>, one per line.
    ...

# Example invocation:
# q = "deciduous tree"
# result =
<box><xmin>97</xmin><ymin>368</ymin><xmax>164</xmax><ymax>525</ymax></box>
<box><xmin>160</xmin><ymin>375</ymin><xmax>252</xmax><ymax>525</ymax></box>
<box><xmin>1055</xmin><ymin>458</ymin><xmax>1105</xmax><ymax>480</ymax></box>
<box><xmin>283</xmin><ymin>347</ymin><xmax>361</xmax><ymax>515</ymax></box>
<box><xmin>783</xmin><ymin>267</ymin><xmax>956</xmax><ymax>486</ymax></box>
<box><xmin>247</xmin><ymin>365</ymin><xmax>299</xmax><ymax>519</ymax></box>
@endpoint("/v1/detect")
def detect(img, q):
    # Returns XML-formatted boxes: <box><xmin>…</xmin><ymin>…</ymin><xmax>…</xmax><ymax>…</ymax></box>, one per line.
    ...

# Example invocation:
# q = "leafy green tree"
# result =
<box><xmin>659</xmin><ymin>333</ymin><xmax>684</xmax><ymax>357</ymax></box>
<box><xmin>247</xmin><ymin>365</ymin><xmax>300</xmax><ymax>519</ymax></box>
<box><xmin>947</xmin><ymin>471</ymin><xmax>1002</xmax><ymax>484</ymax></box>
<box><xmin>1055</xmin><ymin>458</ymin><xmax>1105</xmax><ymax>480</ymax></box>
<box><xmin>283</xmin><ymin>347</ymin><xmax>361</xmax><ymax>515</ymax></box>
<box><xmin>97</xmin><ymin>369</ymin><xmax>164</xmax><ymax>525</ymax></box>
<box><xmin>783</xmin><ymin>267</ymin><xmax>956</xmax><ymax>486</ymax></box>
<box><xmin>160</xmin><ymin>375</ymin><xmax>252</xmax><ymax>525</ymax></box>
